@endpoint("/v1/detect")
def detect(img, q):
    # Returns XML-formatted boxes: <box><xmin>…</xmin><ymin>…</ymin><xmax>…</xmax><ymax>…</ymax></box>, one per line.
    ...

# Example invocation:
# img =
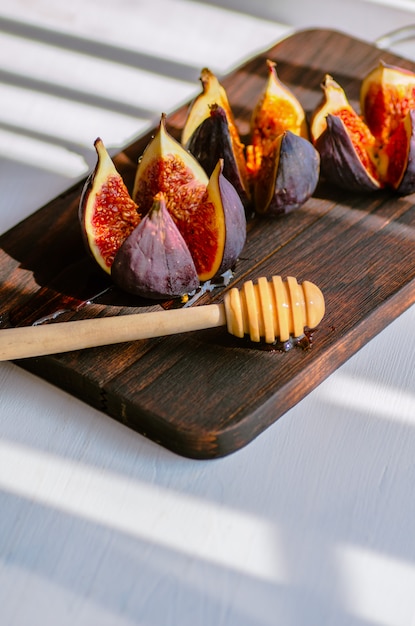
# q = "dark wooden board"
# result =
<box><xmin>1</xmin><ymin>29</ymin><xmax>415</xmax><ymax>458</ymax></box>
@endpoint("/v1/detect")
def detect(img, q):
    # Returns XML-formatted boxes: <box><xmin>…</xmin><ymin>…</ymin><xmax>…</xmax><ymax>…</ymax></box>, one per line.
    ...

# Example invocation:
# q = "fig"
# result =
<box><xmin>247</xmin><ymin>61</ymin><xmax>319</xmax><ymax>215</ymax></box>
<box><xmin>254</xmin><ymin>131</ymin><xmax>320</xmax><ymax>215</ymax></box>
<box><xmin>360</xmin><ymin>60</ymin><xmax>415</xmax><ymax>145</ymax></box>
<box><xmin>311</xmin><ymin>66</ymin><xmax>415</xmax><ymax>195</ymax></box>
<box><xmin>80</xmin><ymin>115</ymin><xmax>247</xmax><ymax>300</ymax></box>
<box><xmin>246</xmin><ymin>61</ymin><xmax>319</xmax><ymax>214</ymax></box>
<box><xmin>315</xmin><ymin>114</ymin><xmax>381</xmax><ymax>192</ymax></box>
<box><xmin>79</xmin><ymin>138</ymin><xmax>141</xmax><ymax>273</ymax></box>
<box><xmin>111</xmin><ymin>192</ymin><xmax>199</xmax><ymax>299</ymax></box>
<box><xmin>249</xmin><ymin>59</ymin><xmax>309</xmax><ymax>174</ymax></box>
<box><xmin>182</xmin><ymin>68</ymin><xmax>249</xmax><ymax>206</ymax></box>
<box><xmin>360</xmin><ymin>61</ymin><xmax>415</xmax><ymax>193</ymax></box>
<box><xmin>310</xmin><ymin>74</ymin><xmax>381</xmax><ymax>192</ymax></box>
<box><xmin>183</xmin><ymin>62</ymin><xmax>319</xmax><ymax>217</ymax></box>
<box><xmin>181</xmin><ymin>67</ymin><xmax>240</xmax><ymax>149</ymax></box>
<box><xmin>133</xmin><ymin>113</ymin><xmax>208</xmax><ymax>216</ymax></box>
<box><xmin>185</xmin><ymin>103</ymin><xmax>250</xmax><ymax>210</ymax></box>
<box><xmin>199</xmin><ymin>159</ymin><xmax>246</xmax><ymax>281</ymax></box>
<box><xmin>133</xmin><ymin>114</ymin><xmax>246</xmax><ymax>281</ymax></box>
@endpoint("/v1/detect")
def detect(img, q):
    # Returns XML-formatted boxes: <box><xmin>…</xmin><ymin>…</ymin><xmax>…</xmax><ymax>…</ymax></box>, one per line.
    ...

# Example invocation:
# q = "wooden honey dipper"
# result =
<box><xmin>0</xmin><ymin>276</ymin><xmax>325</xmax><ymax>361</ymax></box>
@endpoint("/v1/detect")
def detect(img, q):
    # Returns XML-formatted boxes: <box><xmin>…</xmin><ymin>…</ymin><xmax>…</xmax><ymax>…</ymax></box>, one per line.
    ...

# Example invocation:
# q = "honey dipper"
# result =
<box><xmin>0</xmin><ymin>276</ymin><xmax>325</xmax><ymax>361</ymax></box>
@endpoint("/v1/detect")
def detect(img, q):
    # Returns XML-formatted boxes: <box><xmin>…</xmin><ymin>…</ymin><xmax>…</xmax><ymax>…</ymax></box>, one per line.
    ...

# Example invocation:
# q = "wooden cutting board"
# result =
<box><xmin>1</xmin><ymin>28</ymin><xmax>415</xmax><ymax>459</ymax></box>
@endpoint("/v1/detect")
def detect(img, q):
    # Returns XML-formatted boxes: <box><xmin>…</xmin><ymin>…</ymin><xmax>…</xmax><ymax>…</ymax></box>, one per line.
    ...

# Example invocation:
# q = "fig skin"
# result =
<box><xmin>206</xmin><ymin>159</ymin><xmax>247</xmax><ymax>279</ymax></box>
<box><xmin>181</xmin><ymin>68</ymin><xmax>238</xmax><ymax>148</ymax></box>
<box><xmin>181</xmin><ymin>67</ymin><xmax>249</xmax><ymax>206</ymax></box>
<box><xmin>254</xmin><ymin>131</ymin><xmax>320</xmax><ymax>215</ymax></box>
<box><xmin>185</xmin><ymin>104</ymin><xmax>251</xmax><ymax>211</ymax></box>
<box><xmin>316</xmin><ymin>115</ymin><xmax>381</xmax><ymax>192</ymax></box>
<box><xmin>310</xmin><ymin>74</ymin><xmax>381</xmax><ymax>192</ymax></box>
<box><xmin>111</xmin><ymin>193</ymin><xmax>199</xmax><ymax>299</ymax></box>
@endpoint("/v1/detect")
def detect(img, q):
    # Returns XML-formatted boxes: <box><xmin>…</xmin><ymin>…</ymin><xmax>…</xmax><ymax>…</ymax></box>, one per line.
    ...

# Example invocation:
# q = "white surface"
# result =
<box><xmin>1</xmin><ymin>1</ymin><xmax>415</xmax><ymax>625</ymax></box>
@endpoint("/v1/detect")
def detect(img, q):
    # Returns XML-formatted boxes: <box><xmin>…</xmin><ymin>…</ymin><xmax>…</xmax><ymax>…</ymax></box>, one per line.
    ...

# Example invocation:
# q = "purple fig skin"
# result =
<box><xmin>216</xmin><ymin>167</ymin><xmax>247</xmax><ymax>276</ymax></box>
<box><xmin>272</xmin><ymin>132</ymin><xmax>320</xmax><ymax>213</ymax></box>
<box><xmin>316</xmin><ymin>114</ymin><xmax>380</xmax><ymax>192</ymax></box>
<box><xmin>395</xmin><ymin>109</ymin><xmax>415</xmax><ymax>196</ymax></box>
<box><xmin>255</xmin><ymin>131</ymin><xmax>320</xmax><ymax>215</ymax></box>
<box><xmin>186</xmin><ymin>104</ymin><xmax>251</xmax><ymax>212</ymax></box>
<box><xmin>111</xmin><ymin>195</ymin><xmax>199</xmax><ymax>299</ymax></box>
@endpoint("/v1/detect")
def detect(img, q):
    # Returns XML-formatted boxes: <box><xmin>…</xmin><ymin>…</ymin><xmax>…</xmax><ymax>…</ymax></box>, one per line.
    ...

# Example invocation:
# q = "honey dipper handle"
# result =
<box><xmin>0</xmin><ymin>304</ymin><xmax>227</xmax><ymax>361</ymax></box>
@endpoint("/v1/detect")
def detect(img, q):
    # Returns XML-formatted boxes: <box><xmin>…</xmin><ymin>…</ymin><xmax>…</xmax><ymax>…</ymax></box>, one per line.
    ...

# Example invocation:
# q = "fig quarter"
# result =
<box><xmin>79</xmin><ymin>138</ymin><xmax>141</xmax><ymax>273</ymax></box>
<box><xmin>111</xmin><ymin>192</ymin><xmax>199</xmax><ymax>299</ymax></box>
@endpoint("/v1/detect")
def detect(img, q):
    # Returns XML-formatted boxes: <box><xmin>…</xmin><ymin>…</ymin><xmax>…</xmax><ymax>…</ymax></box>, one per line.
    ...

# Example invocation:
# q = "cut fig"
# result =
<box><xmin>310</xmin><ymin>74</ymin><xmax>355</xmax><ymax>143</ymax></box>
<box><xmin>250</xmin><ymin>59</ymin><xmax>309</xmax><ymax>175</ymax></box>
<box><xmin>185</xmin><ymin>103</ymin><xmax>250</xmax><ymax>210</ymax></box>
<box><xmin>111</xmin><ymin>192</ymin><xmax>199</xmax><ymax>299</ymax></box>
<box><xmin>183</xmin><ymin>61</ymin><xmax>319</xmax><ymax>218</ymax></box>
<box><xmin>311</xmin><ymin>66</ymin><xmax>415</xmax><ymax>195</ymax></box>
<box><xmin>80</xmin><ymin>114</ymin><xmax>248</xmax><ymax>299</ymax></box>
<box><xmin>254</xmin><ymin>131</ymin><xmax>320</xmax><ymax>215</ymax></box>
<box><xmin>360</xmin><ymin>62</ymin><xmax>415</xmax><ymax>192</ymax></box>
<box><xmin>360</xmin><ymin>60</ymin><xmax>415</xmax><ymax>144</ymax></box>
<box><xmin>316</xmin><ymin>114</ymin><xmax>381</xmax><ymax>192</ymax></box>
<box><xmin>181</xmin><ymin>67</ymin><xmax>240</xmax><ymax>149</ymax></box>
<box><xmin>79</xmin><ymin>138</ymin><xmax>141</xmax><ymax>273</ymax></box>
<box><xmin>244</xmin><ymin>60</ymin><xmax>318</xmax><ymax>214</ymax></box>
<box><xmin>133</xmin><ymin>115</ymin><xmax>246</xmax><ymax>282</ymax></box>
<box><xmin>182</xmin><ymin>68</ymin><xmax>249</xmax><ymax>204</ymax></box>
<box><xmin>133</xmin><ymin>113</ymin><xmax>208</xmax><ymax>216</ymax></box>
<box><xmin>310</xmin><ymin>74</ymin><xmax>382</xmax><ymax>191</ymax></box>
<box><xmin>196</xmin><ymin>159</ymin><xmax>246</xmax><ymax>281</ymax></box>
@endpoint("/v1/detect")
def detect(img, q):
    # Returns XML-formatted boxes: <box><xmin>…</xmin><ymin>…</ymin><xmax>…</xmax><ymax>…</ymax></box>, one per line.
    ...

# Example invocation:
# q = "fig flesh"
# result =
<box><xmin>133</xmin><ymin>113</ymin><xmax>208</xmax><ymax>216</ymax></box>
<box><xmin>111</xmin><ymin>192</ymin><xmax>199</xmax><ymax>299</ymax></box>
<box><xmin>310</xmin><ymin>74</ymin><xmax>355</xmax><ymax>143</ymax></box>
<box><xmin>79</xmin><ymin>138</ymin><xmax>141</xmax><ymax>273</ymax></box>
<box><xmin>250</xmin><ymin>59</ymin><xmax>309</xmax><ymax>172</ymax></box>
<box><xmin>385</xmin><ymin>108</ymin><xmax>415</xmax><ymax>194</ymax></box>
<box><xmin>361</xmin><ymin>60</ymin><xmax>415</xmax><ymax>144</ymax></box>
<box><xmin>254</xmin><ymin>131</ymin><xmax>320</xmax><ymax>215</ymax></box>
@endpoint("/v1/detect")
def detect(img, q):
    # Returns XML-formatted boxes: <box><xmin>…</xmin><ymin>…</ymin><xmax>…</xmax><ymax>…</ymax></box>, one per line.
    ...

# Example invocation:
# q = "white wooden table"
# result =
<box><xmin>1</xmin><ymin>1</ymin><xmax>415</xmax><ymax>624</ymax></box>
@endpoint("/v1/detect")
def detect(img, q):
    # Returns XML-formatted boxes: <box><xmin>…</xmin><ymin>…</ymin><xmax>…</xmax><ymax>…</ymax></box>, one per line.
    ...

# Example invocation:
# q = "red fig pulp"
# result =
<box><xmin>79</xmin><ymin>138</ymin><xmax>141</xmax><ymax>273</ymax></box>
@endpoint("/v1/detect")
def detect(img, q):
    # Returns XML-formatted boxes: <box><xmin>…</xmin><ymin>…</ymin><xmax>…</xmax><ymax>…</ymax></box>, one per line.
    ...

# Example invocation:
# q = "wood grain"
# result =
<box><xmin>1</xmin><ymin>28</ymin><xmax>414</xmax><ymax>458</ymax></box>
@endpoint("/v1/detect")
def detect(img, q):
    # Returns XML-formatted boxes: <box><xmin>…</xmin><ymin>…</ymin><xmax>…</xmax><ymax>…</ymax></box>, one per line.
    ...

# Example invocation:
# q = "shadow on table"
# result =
<box><xmin>1</xmin><ymin>300</ymin><xmax>415</xmax><ymax>624</ymax></box>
